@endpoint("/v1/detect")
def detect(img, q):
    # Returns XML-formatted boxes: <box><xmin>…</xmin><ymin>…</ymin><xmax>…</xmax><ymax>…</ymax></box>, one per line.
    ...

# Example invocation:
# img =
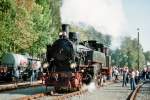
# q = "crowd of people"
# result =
<box><xmin>112</xmin><ymin>66</ymin><xmax>150</xmax><ymax>90</ymax></box>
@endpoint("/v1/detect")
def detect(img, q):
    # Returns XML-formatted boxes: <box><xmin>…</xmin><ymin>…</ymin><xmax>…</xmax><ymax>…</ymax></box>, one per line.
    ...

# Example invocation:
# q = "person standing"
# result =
<box><xmin>135</xmin><ymin>70</ymin><xmax>139</xmax><ymax>85</ymax></box>
<box><xmin>112</xmin><ymin>66</ymin><xmax>115</xmax><ymax>78</ymax></box>
<box><xmin>30</xmin><ymin>70</ymin><xmax>35</xmax><ymax>84</ymax></box>
<box><xmin>14</xmin><ymin>68</ymin><xmax>20</xmax><ymax>85</ymax></box>
<box><xmin>142</xmin><ymin>67</ymin><xmax>147</xmax><ymax>80</ymax></box>
<box><xmin>126</xmin><ymin>68</ymin><xmax>129</xmax><ymax>83</ymax></box>
<box><xmin>122</xmin><ymin>70</ymin><xmax>128</xmax><ymax>87</ymax></box>
<box><xmin>114</xmin><ymin>68</ymin><xmax>119</xmax><ymax>80</ymax></box>
<box><xmin>130</xmin><ymin>69</ymin><xmax>136</xmax><ymax>90</ymax></box>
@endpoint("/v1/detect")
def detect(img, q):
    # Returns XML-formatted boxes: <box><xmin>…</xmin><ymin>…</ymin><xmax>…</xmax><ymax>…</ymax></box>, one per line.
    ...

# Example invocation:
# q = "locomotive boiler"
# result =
<box><xmin>44</xmin><ymin>24</ymin><xmax>111</xmax><ymax>91</ymax></box>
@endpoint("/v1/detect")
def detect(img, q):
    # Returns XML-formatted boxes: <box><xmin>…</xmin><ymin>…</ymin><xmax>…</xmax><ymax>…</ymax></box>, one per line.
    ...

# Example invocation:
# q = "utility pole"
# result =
<box><xmin>137</xmin><ymin>28</ymin><xmax>140</xmax><ymax>70</ymax></box>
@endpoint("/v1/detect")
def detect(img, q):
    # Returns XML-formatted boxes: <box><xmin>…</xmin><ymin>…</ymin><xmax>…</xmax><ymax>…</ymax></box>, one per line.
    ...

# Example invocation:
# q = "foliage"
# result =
<box><xmin>144</xmin><ymin>51</ymin><xmax>150</xmax><ymax>65</ymax></box>
<box><xmin>0</xmin><ymin>0</ymin><xmax>61</xmax><ymax>59</ymax></box>
<box><xmin>111</xmin><ymin>37</ymin><xmax>145</xmax><ymax>69</ymax></box>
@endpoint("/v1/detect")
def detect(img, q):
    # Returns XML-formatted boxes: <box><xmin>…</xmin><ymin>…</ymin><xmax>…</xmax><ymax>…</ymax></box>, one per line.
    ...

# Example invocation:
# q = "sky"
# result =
<box><xmin>61</xmin><ymin>0</ymin><xmax>150</xmax><ymax>51</ymax></box>
<box><xmin>123</xmin><ymin>0</ymin><xmax>150</xmax><ymax>51</ymax></box>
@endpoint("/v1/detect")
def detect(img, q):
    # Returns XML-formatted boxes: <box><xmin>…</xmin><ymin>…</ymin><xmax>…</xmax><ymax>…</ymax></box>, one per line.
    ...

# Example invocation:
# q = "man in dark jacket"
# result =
<box><xmin>122</xmin><ymin>70</ymin><xmax>128</xmax><ymax>87</ymax></box>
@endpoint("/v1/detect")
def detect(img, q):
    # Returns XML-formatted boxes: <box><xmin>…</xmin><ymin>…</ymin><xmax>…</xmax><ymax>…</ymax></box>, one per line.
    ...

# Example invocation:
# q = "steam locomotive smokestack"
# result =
<box><xmin>62</xmin><ymin>24</ymin><xmax>69</xmax><ymax>34</ymax></box>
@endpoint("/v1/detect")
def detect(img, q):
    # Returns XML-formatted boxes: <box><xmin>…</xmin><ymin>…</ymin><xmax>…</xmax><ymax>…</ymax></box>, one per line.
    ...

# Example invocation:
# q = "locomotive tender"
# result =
<box><xmin>44</xmin><ymin>24</ymin><xmax>111</xmax><ymax>90</ymax></box>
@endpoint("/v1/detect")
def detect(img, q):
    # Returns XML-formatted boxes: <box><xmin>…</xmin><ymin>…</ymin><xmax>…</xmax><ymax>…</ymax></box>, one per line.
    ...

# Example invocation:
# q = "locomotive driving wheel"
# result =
<box><xmin>84</xmin><ymin>74</ymin><xmax>92</xmax><ymax>85</ymax></box>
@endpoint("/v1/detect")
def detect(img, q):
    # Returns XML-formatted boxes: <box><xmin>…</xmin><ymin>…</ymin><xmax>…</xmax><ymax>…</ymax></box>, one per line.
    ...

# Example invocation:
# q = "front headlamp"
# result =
<box><xmin>43</xmin><ymin>63</ymin><xmax>49</xmax><ymax>68</ymax></box>
<box><xmin>70</xmin><ymin>63</ymin><xmax>77</xmax><ymax>69</ymax></box>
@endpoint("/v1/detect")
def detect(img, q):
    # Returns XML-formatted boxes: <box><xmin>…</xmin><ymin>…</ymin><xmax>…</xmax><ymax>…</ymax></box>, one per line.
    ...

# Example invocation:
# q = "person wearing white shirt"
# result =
<box><xmin>130</xmin><ymin>69</ymin><xmax>136</xmax><ymax>90</ymax></box>
<box><xmin>135</xmin><ymin>70</ymin><xmax>139</xmax><ymax>85</ymax></box>
<box><xmin>114</xmin><ymin>68</ymin><xmax>119</xmax><ymax>80</ymax></box>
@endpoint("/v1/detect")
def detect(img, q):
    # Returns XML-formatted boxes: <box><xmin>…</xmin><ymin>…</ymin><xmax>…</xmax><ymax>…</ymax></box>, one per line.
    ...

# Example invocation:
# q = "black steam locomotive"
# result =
<box><xmin>44</xmin><ymin>24</ymin><xmax>111</xmax><ymax>91</ymax></box>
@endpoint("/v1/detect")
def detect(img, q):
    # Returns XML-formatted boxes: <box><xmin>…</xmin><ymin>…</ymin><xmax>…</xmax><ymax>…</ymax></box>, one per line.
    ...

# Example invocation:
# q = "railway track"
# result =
<box><xmin>0</xmin><ymin>81</ymin><xmax>42</xmax><ymax>92</ymax></box>
<box><xmin>0</xmin><ymin>79</ymin><xmax>115</xmax><ymax>100</ymax></box>
<box><xmin>17</xmin><ymin>80</ymin><xmax>115</xmax><ymax>100</ymax></box>
<box><xmin>0</xmin><ymin>85</ymin><xmax>48</xmax><ymax>100</ymax></box>
<box><xmin>129</xmin><ymin>80</ymin><xmax>150</xmax><ymax>100</ymax></box>
<box><xmin>17</xmin><ymin>85</ymin><xmax>88</xmax><ymax>100</ymax></box>
<box><xmin>0</xmin><ymin>83</ymin><xmax>88</xmax><ymax>100</ymax></box>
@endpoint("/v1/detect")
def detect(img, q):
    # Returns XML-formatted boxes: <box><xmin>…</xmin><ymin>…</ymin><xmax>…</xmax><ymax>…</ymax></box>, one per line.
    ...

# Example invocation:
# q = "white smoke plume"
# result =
<box><xmin>87</xmin><ymin>82</ymin><xmax>96</xmax><ymax>93</ymax></box>
<box><xmin>61</xmin><ymin>0</ymin><xmax>127</xmax><ymax>37</ymax></box>
<box><xmin>81</xmin><ymin>82</ymin><xmax>96</xmax><ymax>93</ymax></box>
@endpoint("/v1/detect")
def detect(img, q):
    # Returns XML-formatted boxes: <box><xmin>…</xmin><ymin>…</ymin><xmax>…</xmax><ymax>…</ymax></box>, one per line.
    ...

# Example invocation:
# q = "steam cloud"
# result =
<box><xmin>87</xmin><ymin>82</ymin><xmax>96</xmax><ymax>93</ymax></box>
<box><xmin>81</xmin><ymin>82</ymin><xmax>96</xmax><ymax>93</ymax></box>
<box><xmin>61</xmin><ymin>0</ymin><xmax>127</xmax><ymax>37</ymax></box>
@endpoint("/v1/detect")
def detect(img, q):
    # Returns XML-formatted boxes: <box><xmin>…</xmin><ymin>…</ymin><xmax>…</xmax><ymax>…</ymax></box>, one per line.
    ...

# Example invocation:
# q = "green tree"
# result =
<box><xmin>0</xmin><ymin>0</ymin><xmax>62</xmax><ymax>59</ymax></box>
<box><xmin>111</xmin><ymin>49</ymin><xmax>128</xmax><ymax>67</ymax></box>
<box><xmin>29</xmin><ymin>0</ymin><xmax>61</xmax><ymax>56</ymax></box>
<box><xmin>111</xmin><ymin>37</ymin><xmax>145</xmax><ymax>69</ymax></box>
<box><xmin>0</xmin><ymin>0</ymin><xmax>17</xmax><ymax>55</ymax></box>
<box><xmin>144</xmin><ymin>51</ymin><xmax>150</xmax><ymax>65</ymax></box>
